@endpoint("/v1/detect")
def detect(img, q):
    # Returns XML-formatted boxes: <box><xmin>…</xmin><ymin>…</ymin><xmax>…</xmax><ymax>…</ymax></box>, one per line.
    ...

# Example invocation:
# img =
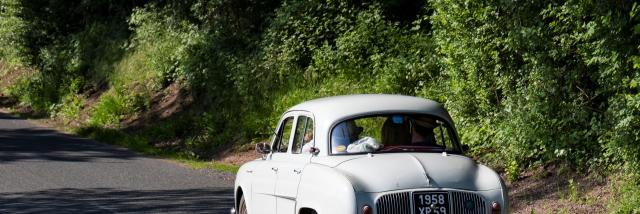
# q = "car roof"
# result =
<box><xmin>287</xmin><ymin>94</ymin><xmax>455</xmax><ymax>125</ymax></box>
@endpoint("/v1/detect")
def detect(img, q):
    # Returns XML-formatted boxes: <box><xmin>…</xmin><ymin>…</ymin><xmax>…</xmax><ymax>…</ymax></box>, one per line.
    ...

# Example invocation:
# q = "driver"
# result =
<box><xmin>344</xmin><ymin>121</ymin><xmax>380</xmax><ymax>153</ymax></box>
<box><xmin>411</xmin><ymin>119</ymin><xmax>438</xmax><ymax>146</ymax></box>
<box><xmin>345</xmin><ymin>120</ymin><xmax>363</xmax><ymax>142</ymax></box>
<box><xmin>331</xmin><ymin>120</ymin><xmax>365</xmax><ymax>153</ymax></box>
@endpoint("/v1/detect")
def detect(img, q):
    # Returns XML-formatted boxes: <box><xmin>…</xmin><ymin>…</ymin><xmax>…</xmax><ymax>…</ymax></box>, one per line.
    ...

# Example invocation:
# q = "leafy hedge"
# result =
<box><xmin>1</xmin><ymin>0</ymin><xmax>639</xmax><ymax>191</ymax></box>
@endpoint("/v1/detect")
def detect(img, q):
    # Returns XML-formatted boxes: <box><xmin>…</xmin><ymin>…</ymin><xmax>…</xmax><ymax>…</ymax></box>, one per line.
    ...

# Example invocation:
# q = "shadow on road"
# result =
<box><xmin>0</xmin><ymin>127</ymin><xmax>138</xmax><ymax>163</ymax></box>
<box><xmin>0</xmin><ymin>187</ymin><xmax>233</xmax><ymax>214</ymax></box>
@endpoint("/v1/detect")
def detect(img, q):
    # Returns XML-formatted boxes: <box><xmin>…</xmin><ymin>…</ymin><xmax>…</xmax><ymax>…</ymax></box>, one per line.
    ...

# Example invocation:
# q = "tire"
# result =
<box><xmin>238</xmin><ymin>195</ymin><xmax>248</xmax><ymax>214</ymax></box>
<box><xmin>300</xmin><ymin>208</ymin><xmax>317</xmax><ymax>214</ymax></box>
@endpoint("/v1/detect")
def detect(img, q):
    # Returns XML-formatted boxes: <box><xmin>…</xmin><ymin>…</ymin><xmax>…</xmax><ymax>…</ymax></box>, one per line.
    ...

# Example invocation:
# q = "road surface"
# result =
<box><xmin>0</xmin><ymin>112</ymin><xmax>234</xmax><ymax>213</ymax></box>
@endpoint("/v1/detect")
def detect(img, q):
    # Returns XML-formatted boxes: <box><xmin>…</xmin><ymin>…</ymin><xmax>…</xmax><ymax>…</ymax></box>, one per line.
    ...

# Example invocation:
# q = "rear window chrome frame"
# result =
<box><xmin>327</xmin><ymin>113</ymin><xmax>463</xmax><ymax>156</ymax></box>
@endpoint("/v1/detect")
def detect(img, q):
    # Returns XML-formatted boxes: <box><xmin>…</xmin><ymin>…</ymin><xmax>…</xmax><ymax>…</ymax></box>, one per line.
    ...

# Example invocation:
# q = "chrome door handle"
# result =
<box><xmin>271</xmin><ymin>167</ymin><xmax>278</xmax><ymax>172</ymax></box>
<box><xmin>246</xmin><ymin>170</ymin><xmax>253</xmax><ymax>173</ymax></box>
<box><xmin>293</xmin><ymin>169</ymin><xmax>302</xmax><ymax>174</ymax></box>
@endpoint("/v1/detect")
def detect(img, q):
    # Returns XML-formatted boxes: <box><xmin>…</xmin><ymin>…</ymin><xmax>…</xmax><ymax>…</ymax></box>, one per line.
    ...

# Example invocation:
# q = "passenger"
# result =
<box><xmin>301</xmin><ymin>131</ymin><xmax>314</xmax><ymax>153</ymax></box>
<box><xmin>381</xmin><ymin>115</ymin><xmax>411</xmax><ymax>146</ymax></box>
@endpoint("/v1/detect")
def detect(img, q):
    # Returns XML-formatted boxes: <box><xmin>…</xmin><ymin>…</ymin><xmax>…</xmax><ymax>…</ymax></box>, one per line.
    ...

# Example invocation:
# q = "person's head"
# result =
<box><xmin>411</xmin><ymin>119</ymin><xmax>437</xmax><ymax>145</ymax></box>
<box><xmin>382</xmin><ymin>115</ymin><xmax>411</xmax><ymax>146</ymax></box>
<box><xmin>345</xmin><ymin>120</ymin><xmax>363</xmax><ymax>141</ymax></box>
<box><xmin>304</xmin><ymin>131</ymin><xmax>313</xmax><ymax>143</ymax></box>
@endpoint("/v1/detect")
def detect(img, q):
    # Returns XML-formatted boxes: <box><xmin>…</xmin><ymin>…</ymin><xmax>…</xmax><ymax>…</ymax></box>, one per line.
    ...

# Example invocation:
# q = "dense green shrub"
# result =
<box><xmin>4</xmin><ymin>73</ymin><xmax>51</xmax><ymax>111</ymax></box>
<box><xmin>1</xmin><ymin>0</ymin><xmax>138</xmax><ymax>113</ymax></box>
<box><xmin>88</xmin><ymin>93</ymin><xmax>128</xmax><ymax>127</ymax></box>
<box><xmin>610</xmin><ymin>174</ymin><xmax>640</xmax><ymax>213</ymax></box>
<box><xmin>1</xmin><ymin>1</ymin><xmax>639</xmax><ymax>200</ymax></box>
<box><xmin>430</xmin><ymin>0</ymin><xmax>639</xmax><ymax>176</ymax></box>
<box><xmin>0</xmin><ymin>0</ymin><xmax>26</xmax><ymax>65</ymax></box>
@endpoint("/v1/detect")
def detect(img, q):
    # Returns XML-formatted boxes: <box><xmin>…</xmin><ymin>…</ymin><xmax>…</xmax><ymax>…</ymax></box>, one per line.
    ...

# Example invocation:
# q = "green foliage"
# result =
<box><xmin>505</xmin><ymin>160</ymin><xmax>519</xmax><ymax>182</ymax></box>
<box><xmin>0</xmin><ymin>0</ymin><xmax>26</xmax><ymax>65</ymax></box>
<box><xmin>431</xmin><ymin>0</ymin><xmax>639</xmax><ymax>178</ymax></box>
<box><xmin>610</xmin><ymin>175</ymin><xmax>640</xmax><ymax>213</ymax></box>
<box><xmin>128</xmin><ymin>5</ymin><xmax>193</xmax><ymax>86</ymax></box>
<box><xmin>262</xmin><ymin>0</ymin><xmax>360</xmax><ymax>75</ymax></box>
<box><xmin>51</xmin><ymin>94</ymin><xmax>85</xmax><ymax>124</ymax></box>
<box><xmin>600</xmin><ymin>1</ymin><xmax>640</xmax><ymax>176</ymax></box>
<box><xmin>567</xmin><ymin>179</ymin><xmax>579</xmax><ymax>202</ymax></box>
<box><xmin>2</xmin><ymin>0</ymin><xmax>640</xmax><ymax>196</ymax></box>
<box><xmin>5</xmin><ymin>73</ymin><xmax>52</xmax><ymax>111</ymax></box>
<box><xmin>88</xmin><ymin>92</ymin><xmax>128</xmax><ymax>127</ymax></box>
<box><xmin>179</xmin><ymin>159</ymin><xmax>240</xmax><ymax>174</ymax></box>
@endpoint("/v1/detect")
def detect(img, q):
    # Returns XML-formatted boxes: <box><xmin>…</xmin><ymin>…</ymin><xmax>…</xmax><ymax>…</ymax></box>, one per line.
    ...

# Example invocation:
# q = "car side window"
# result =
<box><xmin>274</xmin><ymin>117</ymin><xmax>294</xmax><ymax>153</ymax></box>
<box><xmin>292</xmin><ymin>116</ymin><xmax>314</xmax><ymax>154</ymax></box>
<box><xmin>432</xmin><ymin>120</ymin><xmax>454</xmax><ymax>150</ymax></box>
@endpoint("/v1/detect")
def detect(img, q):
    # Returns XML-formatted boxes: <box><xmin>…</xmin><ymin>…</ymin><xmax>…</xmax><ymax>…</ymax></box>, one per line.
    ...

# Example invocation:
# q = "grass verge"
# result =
<box><xmin>176</xmin><ymin>158</ymin><xmax>240</xmax><ymax>174</ymax></box>
<box><xmin>73</xmin><ymin>125</ymin><xmax>240</xmax><ymax>174</ymax></box>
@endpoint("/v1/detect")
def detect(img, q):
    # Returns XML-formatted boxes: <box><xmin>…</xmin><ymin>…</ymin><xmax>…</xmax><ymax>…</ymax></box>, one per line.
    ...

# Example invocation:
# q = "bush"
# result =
<box><xmin>0</xmin><ymin>0</ymin><xmax>27</xmax><ymax>65</ymax></box>
<box><xmin>51</xmin><ymin>93</ymin><xmax>85</xmax><ymax>124</ymax></box>
<box><xmin>88</xmin><ymin>92</ymin><xmax>128</xmax><ymax>127</ymax></box>
<box><xmin>2</xmin><ymin>0</ymin><xmax>640</xmax><ymax>191</ymax></box>
<box><xmin>431</xmin><ymin>0</ymin><xmax>639</xmax><ymax>176</ymax></box>
<box><xmin>5</xmin><ymin>73</ymin><xmax>52</xmax><ymax>112</ymax></box>
<box><xmin>610</xmin><ymin>174</ymin><xmax>640</xmax><ymax>213</ymax></box>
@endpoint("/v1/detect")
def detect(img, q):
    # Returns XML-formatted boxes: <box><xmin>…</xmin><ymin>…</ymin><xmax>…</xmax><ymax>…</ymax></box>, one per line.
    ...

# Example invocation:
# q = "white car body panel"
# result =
<box><xmin>273</xmin><ymin>153</ymin><xmax>311</xmax><ymax>214</ymax></box>
<box><xmin>295</xmin><ymin>163</ymin><xmax>357</xmax><ymax>214</ymax></box>
<box><xmin>233</xmin><ymin>94</ymin><xmax>508</xmax><ymax>214</ymax></box>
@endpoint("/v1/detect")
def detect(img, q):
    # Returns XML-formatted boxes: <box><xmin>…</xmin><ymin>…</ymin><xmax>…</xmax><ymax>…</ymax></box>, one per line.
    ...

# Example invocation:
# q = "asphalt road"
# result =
<box><xmin>0</xmin><ymin>112</ymin><xmax>234</xmax><ymax>213</ymax></box>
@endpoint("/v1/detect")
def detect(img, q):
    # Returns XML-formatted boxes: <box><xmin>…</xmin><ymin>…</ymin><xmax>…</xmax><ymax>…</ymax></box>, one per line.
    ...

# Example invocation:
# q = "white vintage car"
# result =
<box><xmin>232</xmin><ymin>94</ymin><xmax>508</xmax><ymax>214</ymax></box>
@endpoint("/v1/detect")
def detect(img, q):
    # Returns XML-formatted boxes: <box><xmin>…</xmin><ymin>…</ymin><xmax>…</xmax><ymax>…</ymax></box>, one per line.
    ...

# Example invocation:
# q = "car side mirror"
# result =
<box><xmin>461</xmin><ymin>144</ymin><xmax>470</xmax><ymax>153</ymax></box>
<box><xmin>309</xmin><ymin>147</ymin><xmax>320</xmax><ymax>155</ymax></box>
<box><xmin>256</xmin><ymin>142</ymin><xmax>271</xmax><ymax>154</ymax></box>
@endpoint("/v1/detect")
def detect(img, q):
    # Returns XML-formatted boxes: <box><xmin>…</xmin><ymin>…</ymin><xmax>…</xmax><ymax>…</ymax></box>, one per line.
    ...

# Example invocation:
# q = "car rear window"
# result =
<box><xmin>330</xmin><ymin>114</ymin><xmax>459</xmax><ymax>154</ymax></box>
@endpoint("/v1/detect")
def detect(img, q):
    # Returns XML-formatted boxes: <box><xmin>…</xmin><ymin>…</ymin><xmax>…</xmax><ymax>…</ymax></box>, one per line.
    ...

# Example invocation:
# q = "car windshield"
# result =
<box><xmin>330</xmin><ymin>114</ymin><xmax>460</xmax><ymax>154</ymax></box>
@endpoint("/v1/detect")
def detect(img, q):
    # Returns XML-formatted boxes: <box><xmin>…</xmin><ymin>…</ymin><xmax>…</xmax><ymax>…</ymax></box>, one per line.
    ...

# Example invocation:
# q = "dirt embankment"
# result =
<box><xmin>0</xmin><ymin>63</ymin><xmax>30</xmax><ymax>111</ymax></box>
<box><xmin>507</xmin><ymin>166</ymin><xmax>611</xmax><ymax>213</ymax></box>
<box><xmin>0</xmin><ymin>62</ymin><xmax>24</xmax><ymax>92</ymax></box>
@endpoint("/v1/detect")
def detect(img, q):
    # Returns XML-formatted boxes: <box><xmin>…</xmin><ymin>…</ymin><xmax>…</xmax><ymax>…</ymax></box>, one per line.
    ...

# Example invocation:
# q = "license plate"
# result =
<box><xmin>413</xmin><ymin>192</ymin><xmax>449</xmax><ymax>214</ymax></box>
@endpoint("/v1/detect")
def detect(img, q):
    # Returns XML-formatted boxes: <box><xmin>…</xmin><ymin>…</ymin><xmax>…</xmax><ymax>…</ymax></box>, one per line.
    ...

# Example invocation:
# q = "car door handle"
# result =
<box><xmin>293</xmin><ymin>169</ymin><xmax>302</xmax><ymax>174</ymax></box>
<box><xmin>271</xmin><ymin>167</ymin><xmax>278</xmax><ymax>172</ymax></box>
<box><xmin>246</xmin><ymin>170</ymin><xmax>253</xmax><ymax>173</ymax></box>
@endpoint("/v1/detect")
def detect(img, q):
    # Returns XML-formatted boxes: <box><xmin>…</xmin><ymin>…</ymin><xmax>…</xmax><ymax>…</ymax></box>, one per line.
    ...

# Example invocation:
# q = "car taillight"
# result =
<box><xmin>491</xmin><ymin>201</ymin><xmax>501</xmax><ymax>214</ymax></box>
<box><xmin>362</xmin><ymin>205</ymin><xmax>372</xmax><ymax>214</ymax></box>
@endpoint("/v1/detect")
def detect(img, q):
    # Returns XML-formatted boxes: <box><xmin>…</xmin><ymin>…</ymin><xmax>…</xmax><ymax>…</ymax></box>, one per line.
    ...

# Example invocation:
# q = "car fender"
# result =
<box><xmin>234</xmin><ymin>160</ymin><xmax>260</xmax><ymax>213</ymax></box>
<box><xmin>476</xmin><ymin>164</ymin><xmax>509</xmax><ymax>213</ymax></box>
<box><xmin>296</xmin><ymin>163</ymin><xmax>356</xmax><ymax>214</ymax></box>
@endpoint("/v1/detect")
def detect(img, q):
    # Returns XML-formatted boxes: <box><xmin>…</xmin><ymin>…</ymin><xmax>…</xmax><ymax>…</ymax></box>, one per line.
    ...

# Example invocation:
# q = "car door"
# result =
<box><xmin>273</xmin><ymin>113</ymin><xmax>315</xmax><ymax>214</ymax></box>
<box><xmin>251</xmin><ymin>115</ymin><xmax>295</xmax><ymax>214</ymax></box>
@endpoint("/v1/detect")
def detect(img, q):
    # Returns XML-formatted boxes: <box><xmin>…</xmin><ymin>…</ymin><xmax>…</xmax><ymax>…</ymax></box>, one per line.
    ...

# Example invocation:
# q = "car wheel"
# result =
<box><xmin>300</xmin><ymin>208</ymin><xmax>317</xmax><ymax>214</ymax></box>
<box><xmin>238</xmin><ymin>195</ymin><xmax>248</xmax><ymax>214</ymax></box>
